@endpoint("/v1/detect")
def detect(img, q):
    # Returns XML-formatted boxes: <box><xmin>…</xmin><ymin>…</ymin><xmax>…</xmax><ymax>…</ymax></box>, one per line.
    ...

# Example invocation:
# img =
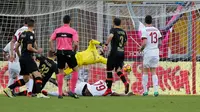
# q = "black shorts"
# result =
<box><xmin>19</xmin><ymin>55</ymin><xmax>38</xmax><ymax>75</ymax></box>
<box><xmin>57</xmin><ymin>50</ymin><xmax>78</xmax><ymax>69</ymax></box>
<box><xmin>107</xmin><ymin>51</ymin><xmax>124</xmax><ymax>71</ymax></box>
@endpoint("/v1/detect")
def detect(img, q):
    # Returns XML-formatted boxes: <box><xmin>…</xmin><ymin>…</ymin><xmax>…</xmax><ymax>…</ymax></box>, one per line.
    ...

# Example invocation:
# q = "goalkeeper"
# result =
<box><xmin>64</xmin><ymin>39</ymin><xmax>107</xmax><ymax>75</ymax></box>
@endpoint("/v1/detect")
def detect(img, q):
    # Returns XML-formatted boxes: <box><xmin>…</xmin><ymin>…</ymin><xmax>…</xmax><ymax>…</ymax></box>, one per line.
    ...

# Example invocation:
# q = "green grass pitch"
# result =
<box><xmin>0</xmin><ymin>95</ymin><xmax>200</xmax><ymax>112</ymax></box>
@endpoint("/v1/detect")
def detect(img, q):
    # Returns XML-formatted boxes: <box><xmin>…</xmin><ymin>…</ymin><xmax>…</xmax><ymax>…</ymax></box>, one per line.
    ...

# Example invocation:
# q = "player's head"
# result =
<box><xmin>113</xmin><ymin>18</ymin><xmax>121</xmax><ymax>26</ymax></box>
<box><xmin>145</xmin><ymin>15</ymin><xmax>152</xmax><ymax>24</ymax></box>
<box><xmin>24</xmin><ymin>17</ymin><xmax>30</xmax><ymax>25</ymax></box>
<box><xmin>27</xmin><ymin>19</ymin><xmax>35</xmax><ymax>28</ymax></box>
<box><xmin>63</xmin><ymin>15</ymin><xmax>71</xmax><ymax>24</ymax></box>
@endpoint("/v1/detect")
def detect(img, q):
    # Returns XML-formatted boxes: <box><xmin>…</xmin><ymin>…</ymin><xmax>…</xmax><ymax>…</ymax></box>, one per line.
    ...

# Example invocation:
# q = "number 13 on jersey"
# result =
<box><xmin>150</xmin><ymin>32</ymin><xmax>158</xmax><ymax>43</ymax></box>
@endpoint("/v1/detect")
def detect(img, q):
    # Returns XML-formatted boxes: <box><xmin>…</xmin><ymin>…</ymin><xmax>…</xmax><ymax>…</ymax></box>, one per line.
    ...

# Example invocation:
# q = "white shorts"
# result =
<box><xmin>8</xmin><ymin>61</ymin><xmax>20</xmax><ymax>78</ymax></box>
<box><xmin>143</xmin><ymin>56</ymin><xmax>159</xmax><ymax>68</ymax></box>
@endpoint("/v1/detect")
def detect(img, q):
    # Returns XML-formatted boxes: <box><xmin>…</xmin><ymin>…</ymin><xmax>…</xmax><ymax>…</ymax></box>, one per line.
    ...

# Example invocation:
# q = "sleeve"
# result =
<box><xmin>3</xmin><ymin>42</ymin><xmax>10</xmax><ymax>52</ymax></box>
<box><xmin>50</xmin><ymin>30</ymin><xmax>57</xmax><ymax>40</ymax></box>
<box><xmin>17</xmin><ymin>33</ymin><xmax>23</xmax><ymax>43</ymax></box>
<box><xmin>124</xmin><ymin>32</ymin><xmax>128</xmax><ymax>43</ymax></box>
<box><xmin>110</xmin><ymin>28</ymin><xmax>114</xmax><ymax>35</ymax></box>
<box><xmin>99</xmin><ymin>56</ymin><xmax>107</xmax><ymax>64</ymax></box>
<box><xmin>73</xmin><ymin>30</ymin><xmax>79</xmax><ymax>42</ymax></box>
<box><xmin>90</xmin><ymin>39</ymin><xmax>101</xmax><ymax>45</ymax></box>
<box><xmin>141</xmin><ymin>29</ymin><xmax>147</xmax><ymax>39</ymax></box>
<box><xmin>27</xmin><ymin>33</ymin><xmax>35</xmax><ymax>44</ymax></box>
<box><xmin>158</xmin><ymin>31</ymin><xmax>162</xmax><ymax>39</ymax></box>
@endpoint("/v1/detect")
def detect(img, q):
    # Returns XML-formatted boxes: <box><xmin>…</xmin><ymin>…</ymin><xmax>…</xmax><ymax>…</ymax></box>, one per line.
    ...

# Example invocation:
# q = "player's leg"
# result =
<box><xmin>56</xmin><ymin>53</ymin><xmax>66</xmax><ymax>98</ymax></box>
<box><xmin>7</xmin><ymin>70</ymin><xmax>16</xmax><ymax>87</ymax></box>
<box><xmin>103</xmin><ymin>56</ymin><xmax>114</xmax><ymax>96</ymax></box>
<box><xmin>26</xmin><ymin>77</ymin><xmax>34</xmax><ymax>97</ymax></box>
<box><xmin>67</xmin><ymin>52</ymin><xmax>79</xmax><ymax>98</ymax></box>
<box><xmin>4</xmin><ymin>75</ymin><xmax>29</xmax><ymax>98</ymax></box>
<box><xmin>150</xmin><ymin>68</ymin><xmax>159</xmax><ymax>97</ymax></box>
<box><xmin>150</xmin><ymin>56</ymin><xmax>159</xmax><ymax>97</ymax></box>
<box><xmin>18</xmin><ymin>75</ymin><xmax>33</xmax><ymax>96</ymax></box>
<box><xmin>142</xmin><ymin>57</ymin><xmax>149</xmax><ymax>96</ymax></box>
<box><xmin>115</xmin><ymin>53</ymin><xmax>129</xmax><ymax>94</ymax></box>
<box><xmin>7</xmin><ymin>62</ymin><xmax>16</xmax><ymax>87</ymax></box>
<box><xmin>4</xmin><ymin>59</ymin><xmax>29</xmax><ymax>98</ymax></box>
<box><xmin>30</xmin><ymin>57</ymin><xmax>49</xmax><ymax>98</ymax></box>
<box><xmin>32</xmin><ymin>71</ymin><xmax>49</xmax><ymax>98</ymax></box>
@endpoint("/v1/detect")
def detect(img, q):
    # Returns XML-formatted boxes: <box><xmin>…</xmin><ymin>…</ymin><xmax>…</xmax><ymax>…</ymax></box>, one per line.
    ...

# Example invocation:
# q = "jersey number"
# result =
<box><xmin>39</xmin><ymin>64</ymin><xmax>49</xmax><ymax>76</ymax></box>
<box><xmin>150</xmin><ymin>32</ymin><xmax>158</xmax><ymax>43</ymax></box>
<box><xmin>94</xmin><ymin>81</ymin><xmax>106</xmax><ymax>91</ymax></box>
<box><xmin>119</xmin><ymin>36</ymin><xmax>124</xmax><ymax>47</ymax></box>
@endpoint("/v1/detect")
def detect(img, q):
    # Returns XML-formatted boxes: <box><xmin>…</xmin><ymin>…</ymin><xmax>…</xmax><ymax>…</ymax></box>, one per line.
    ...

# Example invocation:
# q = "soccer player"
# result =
<box><xmin>3</xmin><ymin>19</ymin><xmax>48</xmax><ymax>98</ymax></box>
<box><xmin>15</xmin><ymin>51</ymin><xmax>64</xmax><ymax>97</ymax></box>
<box><xmin>3</xmin><ymin>42</ymin><xmax>20</xmax><ymax>87</ymax></box>
<box><xmin>103</xmin><ymin>18</ymin><xmax>129</xmax><ymax>96</ymax></box>
<box><xmin>140</xmin><ymin>15</ymin><xmax>162</xmax><ymax>97</ymax></box>
<box><xmin>64</xmin><ymin>39</ymin><xmax>106</xmax><ymax>75</ymax></box>
<box><xmin>49</xmin><ymin>15</ymin><xmax>79</xmax><ymax>98</ymax></box>
<box><xmin>10</xmin><ymin>18</ymin><xmax>30</xmax><ymax>62</ymax></box>
<box><xmin>43</xmin><ymin>80</ymin><xmax>134</xmax><ymax>97</ymax></box>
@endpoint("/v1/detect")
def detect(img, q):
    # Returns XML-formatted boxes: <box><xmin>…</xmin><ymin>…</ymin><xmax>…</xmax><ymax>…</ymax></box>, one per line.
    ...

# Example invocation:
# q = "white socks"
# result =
<box><xmin>26</xmin><ymin>79</ymin><xmax>33</xmax><ymax>93</ymax></box>
<box><xmin>152</xmin><ymin>74</ymin><xmax>158</xmax><ymax>93</ymax></box>
<box><xmin>8</xmin><ymin>78</ymin><xmax>15</xmax><ymax>87</ymax></box>
<box><xmin>18</xmin><ymin>76</ymin><xmax>33</xmax><ymax>93</ymax></box>
<box><xmin>142</xmin><ymin>75</ymin><xmax>148</xmax><ymax>93</ymax></box>
<box><xmin>143</xmin><ymin>73</ymin><xmax>158</xmax><ymax>93</ymax></box>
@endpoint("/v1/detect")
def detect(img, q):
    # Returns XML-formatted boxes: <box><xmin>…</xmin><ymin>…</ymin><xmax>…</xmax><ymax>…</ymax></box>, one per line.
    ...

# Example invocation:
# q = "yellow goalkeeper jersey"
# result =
<box><xmin>64</xmin><ymin>39</ymin><xmax>107</xmax><ymax>75</ymax></box>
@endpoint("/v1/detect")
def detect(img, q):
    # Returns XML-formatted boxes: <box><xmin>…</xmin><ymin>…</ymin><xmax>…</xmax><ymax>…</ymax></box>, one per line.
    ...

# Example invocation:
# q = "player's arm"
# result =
<box><xmin>49</xmin><ymin>30</ymin><xmax>56</xmax><ymax>52</ymax></box>
<box><xmin>10</xmin><ymin>36</ymin><xmax>17</xmax><ymax>61</ymax></box>
<box><xmin>34</xmin><ymin>41</ymin><xmax>38</xmax><ymax>50</ymax></box>
<box><xmin>99</xmin><ymin>56</ymin><xmax>107</xmax><ymax>64</ymax></box>
<box><xmin>140</xmin><ymin>29</ymin><xmax>147</xmax><ymax>52</ymax></box>
<box><xmin>90</xmin><ymin>39</ymin><xmax>103</xmax><ymax>46</ymax></box>
<box><xmin>73</xmin><ymin>30</ymin><xmax>79</xmax><ymax>52</ymax></box>
<box><xmin>3</xmin><ymin>43</ymin><xmax>10</xmax><ymax>60</ymax></box>
<box><xmin>105</xmin><ymin>33</ymin><xmax>114</xmax><ymax>46</ymax></box>
<box><xmin>15</xmin><ymin>42</ymin><xmax>21</xmax><ymax>57</ymax></box>
<box><xmin>158</xmin><ymin>31</ymin><xmax>163</xmax><ymax>48</ymax></box>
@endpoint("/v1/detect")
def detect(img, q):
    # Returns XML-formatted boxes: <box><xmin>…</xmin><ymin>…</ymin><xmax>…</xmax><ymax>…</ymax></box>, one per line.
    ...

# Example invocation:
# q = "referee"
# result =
<box><xmin>49</xmin><ymin>15</ymin><xmax>79</xmax><ymax>99</ymax></box>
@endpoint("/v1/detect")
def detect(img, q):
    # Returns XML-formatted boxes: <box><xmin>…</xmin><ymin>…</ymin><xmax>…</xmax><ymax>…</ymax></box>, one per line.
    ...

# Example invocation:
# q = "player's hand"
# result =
<box><xmin>37</xmin><ymin>48</ymin><xmax>43</xmax><ymax>54</ymax></box>
<box><xmin>103</xmin><ymin>45</ymin><xmax>108</xmax><ymax>51</ymax></box>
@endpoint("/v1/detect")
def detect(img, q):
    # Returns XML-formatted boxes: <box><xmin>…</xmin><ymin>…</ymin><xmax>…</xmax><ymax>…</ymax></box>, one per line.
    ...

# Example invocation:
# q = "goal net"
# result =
<box><xmin>0</xmin><ymin>0</ymin><xmax>200</xmax><ymax>95</ymax></box>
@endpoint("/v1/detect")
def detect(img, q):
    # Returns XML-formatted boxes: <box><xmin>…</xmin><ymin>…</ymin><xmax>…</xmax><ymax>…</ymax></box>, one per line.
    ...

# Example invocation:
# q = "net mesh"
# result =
<box><xmin>0</xmin><ymin>0</ymin><xmax>200</xmax><ymax>95</ymax></box>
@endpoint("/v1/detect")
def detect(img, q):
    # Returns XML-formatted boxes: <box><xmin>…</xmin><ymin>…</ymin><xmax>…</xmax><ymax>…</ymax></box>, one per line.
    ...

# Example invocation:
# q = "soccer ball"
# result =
<box><xmin>123</xmin><ymin>64</ymin><xmax>132</xmax><ymax>73</ymax></box>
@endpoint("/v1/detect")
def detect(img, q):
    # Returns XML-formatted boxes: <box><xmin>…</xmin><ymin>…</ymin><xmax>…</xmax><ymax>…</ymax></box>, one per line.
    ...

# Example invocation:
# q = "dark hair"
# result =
<box><xmin>27</xmin><ymin>19</ymin><xmax>35</xmax><ymax>27</ymax></box>
<box><xmin>113</xmin><ymin>18</ymin><xmax>121</xmax><ymax>26</ymax></box>
<box><xmin>63</xmin><ymin>15</ymin><xmax>71</xmax><ymax>24</ymax></box>
<box><xmin>145</xmin><ymin>15</ymin><xmax>152</xmax><ymax>24</ymax></box>
<box><xmin>24</xmin><ymin>17</ymin><xmax>30</xmax><ymax>24</ymax></box>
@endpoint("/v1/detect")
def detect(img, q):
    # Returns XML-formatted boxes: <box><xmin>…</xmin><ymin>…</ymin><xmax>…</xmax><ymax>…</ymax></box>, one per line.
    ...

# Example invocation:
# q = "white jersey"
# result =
<box><xmin>14</xmin><ymin>26</ymin><xmax>28</xmax><ymax>41</ymax></box>
<box><xmin>75</xmin><ymin>80</ymin><xmax>111</xmax><ymax>96</ymax></box>
<box><xmin>3</xmin><ymin>42</ymin><xmax>19</xmax><ymax>61</ymax></box>
<box><xmin>141</xmin><ymin>26</ymin><xmax>162</xmax><ymax>57</ymax></box>
<box><xmin>87</xmin><ymin>80</ymin><xmax>108</xmax><ymax>96</ymax></box>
